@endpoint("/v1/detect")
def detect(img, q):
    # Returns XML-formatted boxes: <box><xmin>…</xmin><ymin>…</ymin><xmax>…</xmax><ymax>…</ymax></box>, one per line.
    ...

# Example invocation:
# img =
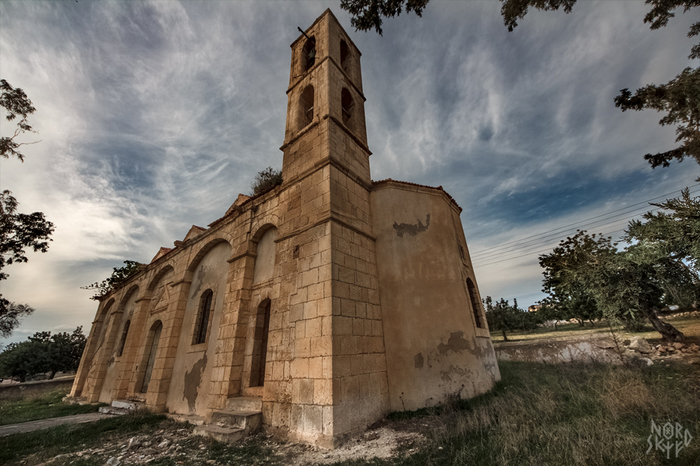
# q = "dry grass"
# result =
<box><xmin>489</xmin><ymin>316</ymin><xmax>700</xmax><ymax>344</ymax></box>
<box><xmin>332</xmin><ymin>361</ymin><xmax>700</xmax><ymax>466</ymax></box>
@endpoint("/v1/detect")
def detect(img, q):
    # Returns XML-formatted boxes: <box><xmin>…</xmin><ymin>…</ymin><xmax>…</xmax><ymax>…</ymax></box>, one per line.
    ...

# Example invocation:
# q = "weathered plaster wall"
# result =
<box><xmin>167</xmin><ymin>241</ymin><xmax>231</xmax><ymax>415</ymax></box>
<box><xmin>370</xmin><ymin>182</ymin><xmax>500</xmax><ymax>412</ymax></box>
<box><xmin>99</xmin><ymin>288</ymin><xmax>139</xmax><ymax>403</ymax></box>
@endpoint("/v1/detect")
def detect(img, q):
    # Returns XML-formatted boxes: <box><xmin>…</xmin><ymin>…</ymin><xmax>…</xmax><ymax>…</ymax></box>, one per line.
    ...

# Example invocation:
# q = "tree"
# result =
<box><xmin>625</xmin><ymin>187</ymin><xmax>700</xmax><ymax>276</ymax></box>
<box><xmin>0</xmin><ymin>302</ymin><xmax>34</xmax><ymax>338</ymax></box>
<box><xmin>340</xmin><ymin>0</ymin><xmax>700</xmax><ymax>170</ymax></box>
<box><xmin>539</xmin><ymin>231</ymin><xmax>609</xmax><ymax>327</ymax></box>
<box><xmin>0</xmin><ymin>191</ymin><xmax>54</xmax><ymax>318</ymax></box>
<box><xmin>539</xmin><ymin>229</ymin><xmax>688</xmax><ymax>341</ymax></box>
<box><xmin>0</xmin><ymin>79</ymin><xmax>53</xmax><ymax>332</ymax></box>
<box><xmin>0</xmin><ymin>79</ymin><xmax>39</xmax><ymax>162</ymax></box>
<box><xmin>0</xmin><ymin>327</ymin><xmax>86</xmax><ymax>382</ymax></box>
<box><xmin>483</xmin><ymin>296</ymin><xmax>536</xmax><ymax>341</ymax></box>
<box><xmin>339</xmin><ymin>0</ymin><xmax>429</xmax><ymax>35</ymax></box>
<box><xmin>250</xmin><ymin>167</ymin><xmax>283</xmax><ymax>196</ymax></box>
<box><xmin>82</xmin><ymin>260</ymin><xmax>142</xmax><ymax>300</ymax></box>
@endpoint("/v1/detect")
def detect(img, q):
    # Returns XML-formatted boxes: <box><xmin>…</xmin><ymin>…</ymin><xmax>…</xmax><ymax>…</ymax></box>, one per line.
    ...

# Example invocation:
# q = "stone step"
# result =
<box><xmin>225</xmin><ymin>396</ymin><xmax>262</xmax><ymax>412</ymax></box>
<box><xmin>166</xmin><ymin>413</ymin><xmax>206</xmax><ymax>426</ymax></box>
<box><xmin>112</xmin><ymin>400</ymin><xmax>145</xmax><ymax>411</ymax></box>
<box><xmin>193</xmin><ymin>425</ymin><xmax>247</xmax><ymax>444</ymax></box>
<box><xmin>192</xmin><ymin>409</ymin><xmax>262</xmax><ymax>444</ymax></box>
<box><xmin>98</xmin><ymin>406</ymin><xmax>131</xmax><ymax>415</ymax></box>
<box><xmin>211</xmin><ymin>410</ymin><xmax>261</xmax><ymax>430</ymax></box>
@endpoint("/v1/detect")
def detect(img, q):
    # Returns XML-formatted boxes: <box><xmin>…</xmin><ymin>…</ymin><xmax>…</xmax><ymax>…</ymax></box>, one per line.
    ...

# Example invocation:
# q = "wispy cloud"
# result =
<box><xmin>0</xmin><ymin>0</ymin><xmax>696</xmax><ymax>341</ymax></box>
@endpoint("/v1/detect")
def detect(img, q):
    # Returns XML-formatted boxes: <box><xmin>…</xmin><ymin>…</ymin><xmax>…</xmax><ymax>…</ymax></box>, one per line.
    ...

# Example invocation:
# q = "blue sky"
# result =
<box><xmin>1</xmin><ymin>0</ymin><xmax>697</xmax><ymax>344</ymax></box>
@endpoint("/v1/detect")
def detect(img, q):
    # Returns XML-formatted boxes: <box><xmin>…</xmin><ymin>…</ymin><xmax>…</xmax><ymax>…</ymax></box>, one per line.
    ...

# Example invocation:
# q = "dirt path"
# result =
<box><xmin>0</xmin><ymin>412</ymin><xmax>111</xmax><ymax>437</ymax></box>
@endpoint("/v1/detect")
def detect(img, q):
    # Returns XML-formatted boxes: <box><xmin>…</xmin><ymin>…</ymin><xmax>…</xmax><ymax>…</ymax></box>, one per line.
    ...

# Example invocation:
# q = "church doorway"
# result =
<box><xmin>249</xmin><ymin>299</ymin><xmax>271</xmax><ymax>387</ymax></box>
<box><xmin>140</xmin><ymin>321</ymin><xmax>162</xmax><ymax>393</ymax></box>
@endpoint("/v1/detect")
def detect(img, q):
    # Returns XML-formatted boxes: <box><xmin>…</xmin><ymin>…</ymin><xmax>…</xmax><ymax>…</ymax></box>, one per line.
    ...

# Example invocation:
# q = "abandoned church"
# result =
<box><xmin>68</xmin><ymin>9</ymin><xmax>500</xmax><ymax>448</ymax></box>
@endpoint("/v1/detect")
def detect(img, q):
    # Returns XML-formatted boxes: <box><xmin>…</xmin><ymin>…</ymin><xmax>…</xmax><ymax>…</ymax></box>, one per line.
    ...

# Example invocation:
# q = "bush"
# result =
<box><xmin>251</xmin><ymin>167</ymin><xmax>282</xmax><ymax>196</ymax></box>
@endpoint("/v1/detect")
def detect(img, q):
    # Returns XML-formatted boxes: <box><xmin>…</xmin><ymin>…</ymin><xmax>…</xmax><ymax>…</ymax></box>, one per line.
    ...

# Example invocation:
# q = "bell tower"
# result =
<box><xmin>276</xmin><ymin>10</ymin><xmax>389</xmax><ymax>447</ymax></box>
<box><xmin>281</xmin><ymin>9</ymin><xmax>371</xmax><ymax>186</ymax></box>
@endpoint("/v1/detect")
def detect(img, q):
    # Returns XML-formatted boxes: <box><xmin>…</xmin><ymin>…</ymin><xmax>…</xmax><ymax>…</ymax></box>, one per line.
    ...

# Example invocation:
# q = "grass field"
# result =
<box><xmin>0</xmin><ymin>389</ymin><xmax>101</xmax><ymax>426</ymax></box>
<box><xmin>1</xmin><ymin>360</ymin><xmax>698</xmax><ymax>465</ymax></box>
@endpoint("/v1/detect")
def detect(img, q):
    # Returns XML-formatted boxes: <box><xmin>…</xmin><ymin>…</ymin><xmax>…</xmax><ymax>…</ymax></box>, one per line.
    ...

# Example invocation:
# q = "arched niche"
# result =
<box><xmin>139</xmin><ymin>320</ymin><xmax>163</xmax><ymax>393</ymax></box>
<box><xmin>253</xmin><ymin>226</ymin><xmax>278</xmax><ymax>285</ymax></box>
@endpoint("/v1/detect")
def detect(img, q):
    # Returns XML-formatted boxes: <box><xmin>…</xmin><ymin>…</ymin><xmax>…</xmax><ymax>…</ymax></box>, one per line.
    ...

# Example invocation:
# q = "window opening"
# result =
<box><xmin>250</xmin><ymin>299</ymin><xmax>271</xmax><ymax>387</ymax></box>
<box><xmin>193</xmin><ymin>290</ymin><xmax>213</xmax><ymax>345</ymax></box>
<box><xmin>467</xmin><ymin>278</ymin><xmax>483</xmax><ymax>328</ymax></box>
<box><xmin>341</xmin><ymin>88</ymin><xmax>354</xmax><ymax>128</ymax></box>
<box><xmin>340</xmin><ymin>40</ymin><xmax>350</xmax><ymax>74</ymax></box>
<box><xmin>117</xmin><ymin>320</ymin><xmax>130</xmax><ymax>357</ymax></box>
<box><xmin>299</xmin><ymin>85</ymin><xmax>314</xmax><ymax>130</ymax></box>
<box><xmin>140</xmin><ymin>321</ymin><xmax>162</xmax><ymax>393</ymax></box>
<box><xmin>302</xmin><ymin>36</ymin><xmax>316</xmax><ymax>72</ymax></box>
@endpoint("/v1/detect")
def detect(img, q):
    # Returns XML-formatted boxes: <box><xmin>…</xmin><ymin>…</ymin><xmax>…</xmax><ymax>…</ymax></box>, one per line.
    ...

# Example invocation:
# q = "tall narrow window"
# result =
<box><xmin>341</xmin><ymin>88</ymin><xmax>354</xmax><ymax>129</ymax></box>
<box><xmin>250</xmin><ymin>299</ymin><xmax>271</xmax><ymax>387</ymax></box>
<box><xmin>140</xmin><ymin>321</ymin><xmax>162</xmax><ymax>393</ymax></box>
<box><xmin>298</xmin><ymin>85</ymin><xmax>314</xmax><ymax>131</ymax></box>
<box><xmin>117</xmin><ymin>320</ymin><xmax>130</xmax><ymax>357</ymax></box>
<box><xmin>467</xmin><ymin>278</ymin><xmax>483</xmax><ymax>328</ymax></box>
<box><xmin>302</xmin><ymin>37</ymin><xmax>316</xmax><ymax>72</ymax></box>
<box><xmin>340</xmin><ymin>40</ymin><xmax>350</xmax><ymax>74</ymax></box>
<box><xmin>193</xmin><ymin>290</ymin><xmax>213</xmax><ymax>345</ymax></box>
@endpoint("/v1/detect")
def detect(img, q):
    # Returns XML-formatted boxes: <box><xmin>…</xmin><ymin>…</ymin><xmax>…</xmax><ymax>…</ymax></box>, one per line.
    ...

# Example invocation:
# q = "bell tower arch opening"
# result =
<box><xmin>301</xmin><ymin>36</ymin><xmax>316</xmax><ymax>72</ymax></box>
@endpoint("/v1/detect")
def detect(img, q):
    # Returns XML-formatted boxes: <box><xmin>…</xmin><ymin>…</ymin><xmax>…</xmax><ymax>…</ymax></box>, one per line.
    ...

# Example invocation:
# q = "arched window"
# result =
<box><xmin>117</xmin><ymin>320</ymin><xmax>130</xmax><ymax>357</ymax></box>
<box><xmin>250</xmin><ymin>299</ymin><xmax>271</xmax><ymax>387</ymax></box>
<box><xmin>467</xmin><ymin>278</ymin><xmax>483</xmax><ymax>328</ymax></box>
<box><xmin>302</xmin><ymin>36</ymin><xmax>316</xmax><ymax>72</ymax></box>
<box><xmin>298</xmin><ymin>85</ymin><xmax>314</xmax><ymax>131</ymax></box>
<box><xmin>341</xmin><ymin>88</ymin><xmax>354</xmax><ymax>129</ymax></box>
<box><xmin>193</xmin><ymin>290</ymin><xmax>213</xmax><ymax>345</ymax></box>
<box><xmin>340</xmin><ymin>40</ymin><xmax>350</xmax><ymax>74</ymax></box>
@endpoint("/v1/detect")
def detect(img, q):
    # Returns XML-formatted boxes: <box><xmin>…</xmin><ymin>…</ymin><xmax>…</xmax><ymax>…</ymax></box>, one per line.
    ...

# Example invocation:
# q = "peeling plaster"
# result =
<box><xmin>184</xmin><ymin>354</ymin><xmax>207</xmax><ymax>413</ymax></box>
<box><xmin>393</xmin><ymin>214</ymin><xmax>430</xmax><ymax>237</ymax></box>
<box><xmin>437</xmin><ymin>331</ymin><xmax>471</xmax><ymax>355</ymax></box>
<box><xmin>414</xmin><ymin>353</ymin><xmax>424</xmax><ymax>369</ymax></box>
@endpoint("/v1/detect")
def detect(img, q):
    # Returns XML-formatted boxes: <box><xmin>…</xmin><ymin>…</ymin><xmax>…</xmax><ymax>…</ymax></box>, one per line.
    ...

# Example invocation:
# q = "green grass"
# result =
<box><xmin>0</xmin><ymin>389</ymin><xmax>102</xmax><ymax>426</ymax></box>
<box><xmin>328</xmin><ymin>361</ymin><xmax>700</xmax><ymax>466</ymax></box>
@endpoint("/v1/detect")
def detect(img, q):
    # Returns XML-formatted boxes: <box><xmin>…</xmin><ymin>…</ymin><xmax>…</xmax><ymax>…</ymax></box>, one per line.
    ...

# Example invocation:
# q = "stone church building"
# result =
<box><xmin>69</xmin><ymin>10</ymin><xmax>500</xmax><ymax>448</ymax></box>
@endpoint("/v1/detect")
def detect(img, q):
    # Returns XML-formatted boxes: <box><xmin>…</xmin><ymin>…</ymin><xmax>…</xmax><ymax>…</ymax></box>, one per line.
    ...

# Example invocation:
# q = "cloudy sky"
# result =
<box><xmin>0</xmin><ymin>0</ymin><xmax>697</xmax><ymax>344</ymax></box>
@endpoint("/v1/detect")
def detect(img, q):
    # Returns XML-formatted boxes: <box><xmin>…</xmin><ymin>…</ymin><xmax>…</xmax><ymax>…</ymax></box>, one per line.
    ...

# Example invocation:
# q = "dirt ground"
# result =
<box><xmin>26</xmin><ymin>413</ymin><xmax>441</xmax><ymax>466</ymax></box>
